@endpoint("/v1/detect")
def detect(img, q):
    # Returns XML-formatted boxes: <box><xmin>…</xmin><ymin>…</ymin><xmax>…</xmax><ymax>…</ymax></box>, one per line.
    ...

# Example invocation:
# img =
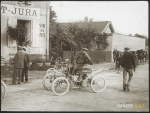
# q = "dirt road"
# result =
<box><xmin>1</xmin><ymin>63</ymin><xmax>149</xmax><ymax>111</ymax></box>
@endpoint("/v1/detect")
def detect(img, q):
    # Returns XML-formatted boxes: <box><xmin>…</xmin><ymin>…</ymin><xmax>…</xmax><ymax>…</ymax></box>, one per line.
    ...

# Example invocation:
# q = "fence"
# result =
<box><xmin>63</xmin><ymin>51</ymin><xmax>112</xmax><ymax>64</ymax></box>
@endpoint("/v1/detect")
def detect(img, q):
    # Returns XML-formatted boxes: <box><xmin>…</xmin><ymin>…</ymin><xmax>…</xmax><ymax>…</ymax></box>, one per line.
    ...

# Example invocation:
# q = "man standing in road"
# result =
<box><xmin>21</xmin><ymin>46</ymin><xmax>30</xmax><ymax>83</ymax></box>
<box><xmin>121</xmin><ymin>47</ymin><xmax>135</xmax><ymax>91</ymax></box>
<box><xmin>14</xmin><ymin>46</ymin><xmax>27</xmax><ymax>84</ymax></box>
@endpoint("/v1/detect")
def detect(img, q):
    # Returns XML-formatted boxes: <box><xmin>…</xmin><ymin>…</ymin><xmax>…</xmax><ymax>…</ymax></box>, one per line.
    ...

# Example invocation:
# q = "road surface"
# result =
<box><xmin>1</xmin><ymin>62</ymin><xmax>149</xmax><ymax>111</ymax></box>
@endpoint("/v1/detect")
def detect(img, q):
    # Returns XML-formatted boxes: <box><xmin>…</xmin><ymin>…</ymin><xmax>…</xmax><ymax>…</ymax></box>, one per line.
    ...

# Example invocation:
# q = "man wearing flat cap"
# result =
<box><xmin>21</xmin><ymin>46</ymin><xmax>30</xmax><ymax>83</ymax></box>
<box><xmin>120</xmin><ymin>47</ymin><xmax>135</xmax><ymax>91</ymax></box>
<box><xmin>13</xmin><ymin>46</ymin><xmax>27</xmax><ymax>84</ymax></box>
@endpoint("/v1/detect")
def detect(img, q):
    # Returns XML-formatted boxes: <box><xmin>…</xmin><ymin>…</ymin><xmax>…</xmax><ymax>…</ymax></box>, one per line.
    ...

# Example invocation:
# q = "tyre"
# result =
<box><xmin>91</xmin><ymin>75</ymin><xmax>106</xmax><ymax>93</ymax></box>
<box><xmin>46</xmin><ymin>68</ymin><xmax>55</xmax><ymax>75</ymax></box>
<box><xmin>43</xmin><ymin>73</ymin><xmax>55</xmax><ymax>90</ymax></box>
<box><xmin>1</xmin><ymin>81</ymin><xmax>6</xmax><ymax>101</ymax></box>
<box><xmin>52</xmin><ymin>77</ymin><xmax>70</xmax><ymax>96</ymax></box>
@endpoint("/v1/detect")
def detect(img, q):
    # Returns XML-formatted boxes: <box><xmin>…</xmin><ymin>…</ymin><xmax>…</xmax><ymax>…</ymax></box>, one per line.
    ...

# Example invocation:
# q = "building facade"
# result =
<box><xmin>1</xmin><ymin>1</ymin><xmax>50</xmax><ymax>63</ymax></box>
<box><xmin>105</xmin><ymin>33</ymin><xmax>146</xmax><ymax>61</ymax></box>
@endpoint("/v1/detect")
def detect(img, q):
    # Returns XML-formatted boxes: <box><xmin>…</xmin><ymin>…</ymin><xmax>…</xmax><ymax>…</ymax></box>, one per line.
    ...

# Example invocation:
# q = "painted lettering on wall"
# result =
<box><xmin>39</xmin><ymin>24</ymin><xmax>46</xmax><ymax>37</ymax></box>
<box><xmin>1</xmin><ymin>4</ymin><xmax>40</xmax><ymax>19</ymax></box>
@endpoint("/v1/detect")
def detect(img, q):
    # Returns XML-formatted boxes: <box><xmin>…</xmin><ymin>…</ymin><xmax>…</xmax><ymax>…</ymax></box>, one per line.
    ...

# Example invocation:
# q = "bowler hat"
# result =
<box><xmin>22</xmin><ymin>46</ymin><xmax>26</xmax><ymax>50</ymax></box>
<box><xmin>124</xmin><ymin>47</ymin><xmax>130</xmax><ymax>50</ymax></box>
<box><xmin>17</xmin><ymin>46</ymin><xmax>22</xmax><ymax>50</ymax></box>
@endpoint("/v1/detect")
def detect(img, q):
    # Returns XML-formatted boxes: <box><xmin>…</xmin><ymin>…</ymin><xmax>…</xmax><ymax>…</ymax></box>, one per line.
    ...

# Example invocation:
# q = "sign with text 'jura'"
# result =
<box><xmin>1</xmin><ymin>4</ymin><xmax>40</xmax><ymax>20</ymax></box>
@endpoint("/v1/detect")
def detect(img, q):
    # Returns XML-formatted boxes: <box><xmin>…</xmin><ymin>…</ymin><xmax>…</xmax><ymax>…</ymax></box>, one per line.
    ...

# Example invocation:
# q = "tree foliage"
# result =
<box><xmin>6</xmin><ymin>23</ymin><xmax>28</xmax><ymax>46</ymax></box>
<box><xmin>49</xmin><ymin>8</ymin><xmax>109</xmax><ymax>57</ymax></box>
<box><xmin>66</xmin><ymin>23</ymin><xmax>108</xmax><ymax>51</ymax></box>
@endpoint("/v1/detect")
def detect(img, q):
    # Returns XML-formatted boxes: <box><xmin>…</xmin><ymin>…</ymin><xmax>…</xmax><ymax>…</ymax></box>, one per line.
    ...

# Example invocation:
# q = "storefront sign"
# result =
<box><xmin>39</xmin><ymin>24</ymin><xmax>46</xmax><ymax>37</ymax></box>
<box><xmin>1</xmin><ymin>4</ymin><xmax>40</xmax><ymax>19</ymax></box>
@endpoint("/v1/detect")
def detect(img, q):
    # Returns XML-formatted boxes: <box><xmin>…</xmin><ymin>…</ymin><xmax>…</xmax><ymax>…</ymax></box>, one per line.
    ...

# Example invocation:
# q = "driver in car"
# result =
<box><xmin>71</xmin><ymin>48</ymin><xmax>92</xmax><ymax>85</ymax></box>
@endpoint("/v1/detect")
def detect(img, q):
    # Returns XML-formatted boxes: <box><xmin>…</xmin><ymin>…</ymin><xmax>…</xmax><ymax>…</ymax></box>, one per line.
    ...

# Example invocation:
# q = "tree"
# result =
<box><xmin>49</xmin><ymin>6</ymin><xmax>77</xmax><ymax>56</ymax></box>
<box><xmin>65</xmin><ymin>23</ymin><xmax>108</xmax><ymax>51</ymax></box>
<box><xmin>49</xmin><ymin>6</ymin><xmax>58</xmax><ymax>57</ymax></box>
<box><xmin>49</xmin><ymin>8</ymin><xmax>109</xmax><ymax>57</ymax></box>
<box><xmin>6</xmin><ymin>23</ymin><xmax>28</xmax><ymax>46</ymax></box>
<box><xmin>94</xmin><ymin>33</ymin><xmax>109</xmax><ymax>50</ymax></box>
<box><xmin>78</xmin><ymin>17</ymin><xmax>93</xmax><ymax>22</ymax></box>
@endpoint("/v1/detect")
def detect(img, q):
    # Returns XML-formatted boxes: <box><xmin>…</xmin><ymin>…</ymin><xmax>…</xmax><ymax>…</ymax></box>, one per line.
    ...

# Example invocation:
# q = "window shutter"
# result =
<box><xmin>32</xmin><ymin>20</ymin><xmax>39</xmax><ymax>47</ymax></box>
<box><xmin>7</xmin><ymin>18</ymin><xmax>17</xmax><ymax>47</ymax></box>
<box><xmin>25</xmin><ymin>21</ymin><xmax>31</xmax><ymax>44</ymax></box>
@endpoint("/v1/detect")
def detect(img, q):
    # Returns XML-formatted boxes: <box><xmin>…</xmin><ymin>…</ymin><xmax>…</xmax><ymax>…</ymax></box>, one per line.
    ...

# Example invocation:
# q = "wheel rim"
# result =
<box><xmin>43</xmin><ymin>73</ymin><xmax>54</xmax><ymax>90</ymax></box>
<box><xmin>91</xmin><ymin>76</ymin><xmax>106</xmax><ymax>93</ymax></box>
<box><xmin>1</xmin><ymin>81</ymin><xmax>6</xmax><ymax>101</ymax></box>
<box><xmin>52</xmin><ymin>77</ymin><xmax>70</xmax><ymax>96</ymax></box>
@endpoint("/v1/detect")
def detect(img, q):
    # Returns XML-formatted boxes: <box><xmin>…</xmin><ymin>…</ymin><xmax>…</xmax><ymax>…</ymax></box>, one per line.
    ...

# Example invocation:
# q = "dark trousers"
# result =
<box><xmin>123</xmin><ymin>68</ymin><xmax>133</xmax><ymax>89</ymax></box>
<box><xmin>12</xmin><ymin>67</ymin><xmax>17</xmax><ymax>84</ymax></box>
<box><xmin>22</xmin><ymin>67</ymin><xmax>28</xmax><ymax>82</ymax></box>
<box><xmin>16</xmin><ymin>68</ymin><xmax>23</xmax><ymax>84</ymax></box>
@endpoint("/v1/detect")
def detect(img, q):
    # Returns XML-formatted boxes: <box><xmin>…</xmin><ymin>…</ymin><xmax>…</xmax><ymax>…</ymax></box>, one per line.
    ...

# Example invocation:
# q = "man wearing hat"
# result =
<box><xmin>120</xmin><ymin>47</ymin><xmax>135</xmax><ymax>91</ymax></box>
<box><xmin>13</xmin><ymin>46</ymin><xmax>27</xmax><ymax>84</ymax></box>
<box><xmin>21</xmin><ymin>46</ymin><xmax>30</xmax><ymax>83</ymax></box>
<box><xmin>71</xmin><ymin>48</ymin><xmax>92</xmax><ymax>85</ymax></box>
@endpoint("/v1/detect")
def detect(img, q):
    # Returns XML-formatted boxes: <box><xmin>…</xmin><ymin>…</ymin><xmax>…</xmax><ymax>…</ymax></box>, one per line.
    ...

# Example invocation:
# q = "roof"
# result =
<box><xmin>59</xmin><ymin>21</ymin><xmax>115</xmax><ymax>34</ymax></box>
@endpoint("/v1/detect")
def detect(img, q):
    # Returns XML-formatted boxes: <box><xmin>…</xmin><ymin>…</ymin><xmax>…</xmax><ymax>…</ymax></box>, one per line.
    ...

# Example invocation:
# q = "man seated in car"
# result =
<box><xmin>71</xmin><ymin>48</ymin><xmax>92</xmax><ymax>84</ymax></box>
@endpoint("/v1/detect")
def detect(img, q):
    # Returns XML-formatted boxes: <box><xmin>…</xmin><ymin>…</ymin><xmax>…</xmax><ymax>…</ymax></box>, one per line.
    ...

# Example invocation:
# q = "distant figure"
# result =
<box><xmin>132</xmin><ymin>51</ymin><xmax>138</xmax><ymax>68</ymax></box>
<box><xmin>113</xmin><ymin>49</ymin><xmax>117</xmax><ymax>63</ymax></box>
<box><xmin>137</xmin><ymin>49</ymin><xmax>145</xmax><ymax>64</ymax></box>
<box><xmin>70</xmin><ymin>52</ymin><xmax>75</xmax><ymax>64</ymax></box>
<box><xmin>120</xmin><ymin>47</ymin><xmax>135</xmax><ymax>91</ymax></box>
<box><xmin>115</xmin><ymin>51</ymin><xmax>121</xmax><ymax>74</ymax></box>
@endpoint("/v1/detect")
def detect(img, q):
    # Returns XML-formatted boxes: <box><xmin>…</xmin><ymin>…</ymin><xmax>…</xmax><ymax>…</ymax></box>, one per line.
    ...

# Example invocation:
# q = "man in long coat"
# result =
<box><xmin>21</xmin><ymin>46</ymin><xmax>30</xmax><ymax>82</ymax></box>
<box><xmin>14</xmin><ymin>46</ymin><xmax>27</xmax><ymax>84</ymax></box>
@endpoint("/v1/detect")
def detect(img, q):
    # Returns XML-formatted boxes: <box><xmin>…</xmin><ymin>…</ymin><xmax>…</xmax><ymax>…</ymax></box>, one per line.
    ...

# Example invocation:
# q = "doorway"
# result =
<box><xmin>17</xmin><ymin>20</ymin><xmax>31</xmax><ymax>46</ymax></box>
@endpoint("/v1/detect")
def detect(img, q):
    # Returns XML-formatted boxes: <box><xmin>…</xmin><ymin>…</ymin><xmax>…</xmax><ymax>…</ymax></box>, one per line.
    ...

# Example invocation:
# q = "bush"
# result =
<box><xmin>29</xmin><ymin>58</ymin><xmax>47</xmax><ymax>71</ymax></box>
<box><xmin>31</xmin><ymin>58</ymin><xmax>44</xmax><ymax>64</ymax></box>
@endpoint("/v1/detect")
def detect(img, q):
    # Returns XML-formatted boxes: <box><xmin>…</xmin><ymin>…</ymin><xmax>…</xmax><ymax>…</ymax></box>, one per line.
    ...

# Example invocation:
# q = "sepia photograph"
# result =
<box><xmin>1</xmin><ymin>1</ymin><xmax>149</xmax><ymax>111</ymax></box>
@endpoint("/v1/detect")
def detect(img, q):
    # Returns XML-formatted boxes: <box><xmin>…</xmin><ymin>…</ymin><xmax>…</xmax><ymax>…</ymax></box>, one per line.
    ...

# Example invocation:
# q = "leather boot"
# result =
<box><xmin>127</xmin><ymin>85</ymin><xmax>130</xmax><ymax>91</ymax></box>
<box><xmin>123</xmin><ymin>84</ymin><xmax>127</xmax><ymax>91</ymax></box>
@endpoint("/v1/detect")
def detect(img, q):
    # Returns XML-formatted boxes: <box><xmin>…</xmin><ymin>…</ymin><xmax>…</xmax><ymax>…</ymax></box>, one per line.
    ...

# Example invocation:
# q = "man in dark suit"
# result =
<box><xmin>21</xmin><ymin>46</ymin><xmax>30</xmax><ymax>82</ymax></box>
<box><xmin>121</xmin><ymin>47</ymin><xmax>135</xmax><ymax>91</ymax></box>
<box><xmin>72</xmin><ymin>48</ymin><xmax>92</xmax><ymax>83</ymax></box>
<box><xmin>14</xmin><ymin>46</ymin><xmax>27</xmax><ymax>84</ymax></box>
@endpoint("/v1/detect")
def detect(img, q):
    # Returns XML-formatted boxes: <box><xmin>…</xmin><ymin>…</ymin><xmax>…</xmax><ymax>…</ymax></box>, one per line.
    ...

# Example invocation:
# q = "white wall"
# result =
<box><xmin>104</xmin><ymin>35</ymin><xmax>113</xmax><ymax>51</ymax></box>
<box><xmin>105</xmin><ymin>26</ymin><xmax>112</xmax><ymax>33</ymax></box>
<box><xmin>104</xmin><ymin>33</ymin><xmax>146</xmax><ymax>62</ymax></box>
<box><xmin>112</xmin><ymin>33</ymin><xmax>146</xmax><ymax>52</ymax></box>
